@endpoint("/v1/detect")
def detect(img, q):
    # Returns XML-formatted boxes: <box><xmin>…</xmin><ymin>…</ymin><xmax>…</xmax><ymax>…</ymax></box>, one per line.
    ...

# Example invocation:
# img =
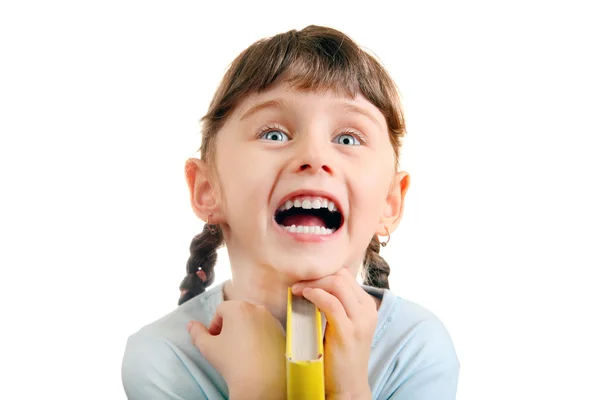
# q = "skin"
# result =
<box><xmin>186</xmin><ymin>82</ymin><xmax>410</xmax><ymax>399</ymax></box>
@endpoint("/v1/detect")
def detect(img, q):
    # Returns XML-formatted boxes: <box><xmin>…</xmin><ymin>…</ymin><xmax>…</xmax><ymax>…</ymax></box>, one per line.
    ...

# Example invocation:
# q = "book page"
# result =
<box><xmin>290</xmin><ymin>295</ymin><xmax>319</xmax><ymax>361</ymax></box>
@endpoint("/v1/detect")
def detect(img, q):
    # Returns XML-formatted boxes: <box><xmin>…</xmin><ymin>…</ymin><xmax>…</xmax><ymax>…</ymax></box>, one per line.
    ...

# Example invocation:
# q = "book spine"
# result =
<box><xmin>286</xmin><ymin>359</ymin><xmax>325</xmax><ymax>400</ymax></box>
<box><xmin>286</xmin><ymin>288</ymin><xmax>325</xmax><ymax>400</ymax></box>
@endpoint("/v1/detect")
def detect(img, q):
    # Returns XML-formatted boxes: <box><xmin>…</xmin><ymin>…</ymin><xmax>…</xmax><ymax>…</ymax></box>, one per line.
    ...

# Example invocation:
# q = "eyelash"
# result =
<box><xmin>255</xmin><ymin>124</ymin><xmax>290</xmax><ymax>139</ymax></box>
<box><xmin>256</xmin><ymin>124</ymin><xmax>367</xmax><ymax>144</ymax></box>
<box><xmin>336</xmin><ymin>129</ymin><xmax>367</xmax><ymax>145</ymax></box>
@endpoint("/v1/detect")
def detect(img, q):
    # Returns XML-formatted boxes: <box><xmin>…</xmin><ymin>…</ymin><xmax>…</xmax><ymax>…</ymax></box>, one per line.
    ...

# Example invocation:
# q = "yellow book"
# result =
<box><xmin>285</xmin><ymin>288</ymin><xmax>325</xmax><ymax>400</ymax></box>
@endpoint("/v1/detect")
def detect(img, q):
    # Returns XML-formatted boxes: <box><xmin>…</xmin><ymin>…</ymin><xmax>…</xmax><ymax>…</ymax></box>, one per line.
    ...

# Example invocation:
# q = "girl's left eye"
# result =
<box><xmin>334</xmin><ymin>132</ymin><xmax>361</xmax><ymax>146</ymax></box>
<box><xmin>260</xmin><ymin>129</ymin><xmax>290</xmax><ymax>142</ymax></box>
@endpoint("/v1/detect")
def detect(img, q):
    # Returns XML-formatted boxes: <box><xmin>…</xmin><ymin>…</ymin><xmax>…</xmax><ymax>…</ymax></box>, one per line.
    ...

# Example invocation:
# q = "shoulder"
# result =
<box><xmin>363</xmin><ymin>285</ymin><xmax>460</xmax><ymax>400</ymax></box>
<box><xmin>121</xmin><ymin>283</ymin><xmax>227</xmax><ymax>400</ymax></box>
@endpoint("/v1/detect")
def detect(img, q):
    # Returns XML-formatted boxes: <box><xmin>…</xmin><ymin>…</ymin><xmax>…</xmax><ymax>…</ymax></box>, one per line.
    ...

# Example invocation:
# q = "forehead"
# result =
<box><xmin>231</xmin><ymin>83</ymin><xmax>386</xmax><ymax>129</ymax></box>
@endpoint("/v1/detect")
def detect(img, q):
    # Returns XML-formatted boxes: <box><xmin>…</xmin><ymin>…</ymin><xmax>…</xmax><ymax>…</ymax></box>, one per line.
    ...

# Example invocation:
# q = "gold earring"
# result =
<box><xmin>207</xmin><ymin>214</ymin><xmax>217</xmax><ymax>235</ymax></box>
<box><xmin>380</xmin><ymin>226</ymin><xmax>391</xmax><ymax>247</ymax></box>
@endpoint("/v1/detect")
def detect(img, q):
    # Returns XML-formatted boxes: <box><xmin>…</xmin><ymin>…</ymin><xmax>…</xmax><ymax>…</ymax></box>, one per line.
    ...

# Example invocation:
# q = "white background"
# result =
<box><xmin>1</xmin><ymin>0</ymin><xmax>598</xmax><ymax>399</ymax></box>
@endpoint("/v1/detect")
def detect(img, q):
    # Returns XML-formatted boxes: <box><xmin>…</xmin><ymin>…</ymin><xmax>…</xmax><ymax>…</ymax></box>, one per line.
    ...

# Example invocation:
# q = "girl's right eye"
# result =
<box><xmin>260</xmin><ymin>129</ymin><xmax>290</xmax><ymax>142</ymax></box>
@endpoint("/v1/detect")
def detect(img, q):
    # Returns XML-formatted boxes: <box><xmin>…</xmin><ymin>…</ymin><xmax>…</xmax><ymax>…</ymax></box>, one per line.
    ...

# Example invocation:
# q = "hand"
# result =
<box><xmin>292</xmin><ymin>268</ymin><xmax>376</xmax><ymax>399</ymax></box>
<box><xmin>187</xmin><ymin>301</ymin><xmax>287</xmax><ymax>400</ymax></box>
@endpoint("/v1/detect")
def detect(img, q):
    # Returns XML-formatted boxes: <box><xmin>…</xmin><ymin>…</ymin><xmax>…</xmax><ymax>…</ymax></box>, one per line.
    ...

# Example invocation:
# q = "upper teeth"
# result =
<box><xmin>279</xmin><ymin>196</ymin><xmax>338</xmax><ymax>212</ymax></box>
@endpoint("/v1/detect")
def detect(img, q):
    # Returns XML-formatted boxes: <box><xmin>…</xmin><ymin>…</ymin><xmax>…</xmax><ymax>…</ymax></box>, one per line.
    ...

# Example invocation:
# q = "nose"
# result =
<box><xmin>293</xmin><ymin>134</ymin><xmax>333</xmax><ymax>175</ymax></box>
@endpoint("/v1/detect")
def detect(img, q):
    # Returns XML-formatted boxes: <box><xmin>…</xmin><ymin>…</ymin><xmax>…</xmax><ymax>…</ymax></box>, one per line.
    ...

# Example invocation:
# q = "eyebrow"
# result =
<box><xmin>339</xmin><ymin>103</ymin><xmax>383</xmax><ymax>132</ymax></box>
<box><xmin>239</xmin><ymin>99</ymin><xmax>286</xmax><ymax>121</ymax></box>
<box><xmin>239</xmin><ymin>98</ymin><xmax>383</xmax><ymax>131</ymax></box>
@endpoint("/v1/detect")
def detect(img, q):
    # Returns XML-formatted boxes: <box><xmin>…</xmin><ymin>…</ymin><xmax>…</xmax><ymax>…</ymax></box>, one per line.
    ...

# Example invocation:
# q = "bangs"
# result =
<box><xmin>208</xmin><ymin>27</ymin><xmax>375</xmax><ymax>119</ymax></box>
<box><xmin>260</xmin><ymin>33</ymin><xmax>363</xmax><ymax>99</ymax></box>
<box><xmin>246</xmin><ymin>31</ymin><xmax>365</xmax><ymax>100</ymax></box>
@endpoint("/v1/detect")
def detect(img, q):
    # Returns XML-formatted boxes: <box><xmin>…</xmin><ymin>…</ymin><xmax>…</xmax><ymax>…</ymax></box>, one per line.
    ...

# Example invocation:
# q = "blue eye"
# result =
<box><xmin>334</xmin><ymin>133</ymin><xmax>360</xmax><ymax>146</ymax></box>
<box><xmin>260</xmin><ymin>130</ymin><xmax>289</xmax><ymax>142</ymax></box>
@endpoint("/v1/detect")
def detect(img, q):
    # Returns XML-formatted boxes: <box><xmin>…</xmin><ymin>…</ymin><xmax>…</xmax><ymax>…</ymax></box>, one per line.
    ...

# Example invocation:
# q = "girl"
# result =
<box><xmin>122</xmin><ymin>25</ymin><xmax>459</xmax><ymax>399</ymax></box>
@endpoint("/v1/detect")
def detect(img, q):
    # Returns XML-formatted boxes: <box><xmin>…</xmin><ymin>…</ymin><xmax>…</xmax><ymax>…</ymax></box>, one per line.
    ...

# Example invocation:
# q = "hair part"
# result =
<box><xmin>179</xmin><ymin>25</ymin><xmax>403</xmax><ymax>304</ymax></box>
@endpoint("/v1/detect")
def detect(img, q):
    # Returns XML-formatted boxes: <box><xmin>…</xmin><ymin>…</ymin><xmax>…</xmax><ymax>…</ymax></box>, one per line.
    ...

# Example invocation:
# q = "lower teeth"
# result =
<box><xmin>282</xmin><ymin>224</ymin><xmax>334</xmax><ymax>235</ymax></box>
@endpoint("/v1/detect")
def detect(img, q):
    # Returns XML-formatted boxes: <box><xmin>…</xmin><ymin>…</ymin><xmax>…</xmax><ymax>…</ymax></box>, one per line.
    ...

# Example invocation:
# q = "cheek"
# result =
<box><xmin>215</xmin><ymin>150</ymin><xmax>274</xmax><ymax>226</ymax></box>
<box><xmin>350</xmin><ymin>158</ymin><xmax>393</xmax><ymax>213</ymax></box>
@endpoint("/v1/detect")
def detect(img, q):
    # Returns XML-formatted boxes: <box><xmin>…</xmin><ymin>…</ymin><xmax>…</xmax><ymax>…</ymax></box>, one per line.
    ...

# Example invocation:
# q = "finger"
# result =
<box><xmin>187</xmin><ymin>320</ymin><xmax>213</xmax><ymax>352</ymax></box>
<box><xmin>294</xmin><ymin>267</ymin><xmax>365</xmax><ymax>300</ymax></box>
<box><xmin>207</xmin><ymin>300</ymin><xmax>249</xmax><ymax>335</ymax></box>
<box><xmin>335</xmin><ymin>269</ymin><xmax>378</xmax><ymax>334</ymax></box>
<box><xmin>209</xmin><ymin>301</ymin><xmax>237</xmax><ymax>335</ymax></box>
<box><xmin>293</xmin><ymin>274</ymin><xmax>361</xmax><ymax>320</ymax></box>
<box><xmin>335</xmin><ymin>266</ymin><xmax>372</xmax><ymax>302</ymax></box>
<box><xmin>207</xmin><ymin>312</ymin><xmax>223</xmax><ymax>335</ymax></box>
<box><xmin>301</xmin><ymin>287</ymin><xmax>352</xmax><ymax>333</ymax></box>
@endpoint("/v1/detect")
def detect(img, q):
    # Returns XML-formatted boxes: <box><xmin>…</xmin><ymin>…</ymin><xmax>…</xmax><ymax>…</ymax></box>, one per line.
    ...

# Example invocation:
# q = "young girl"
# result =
<box><xmin>122</xmin><ymin>25</ymin><xmax>459</xmax><ymax>399</ymax></box>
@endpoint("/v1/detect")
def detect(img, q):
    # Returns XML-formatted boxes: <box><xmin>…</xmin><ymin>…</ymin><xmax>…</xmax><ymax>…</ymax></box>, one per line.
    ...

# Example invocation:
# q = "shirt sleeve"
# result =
<box><xmin>380</xmin><ymin>316</ymin><xmax>460</xmax><ymax>400</ymax></box>
<box><xmin>121</xmin><ymin>332</ymin><xmax>208</xmax><ymax>400</ymax></box>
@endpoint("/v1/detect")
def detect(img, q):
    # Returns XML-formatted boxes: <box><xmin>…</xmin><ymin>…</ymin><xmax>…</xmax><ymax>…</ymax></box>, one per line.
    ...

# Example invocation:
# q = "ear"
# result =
<box><xmin>185</xmin><ymin>158</ymin><xmax>223</xmax><ymax>223</ymax></box>
<box><xmin>376</xmin><ymin>171</ymin><xmax>410</xmax><ymax>236</ymax></box>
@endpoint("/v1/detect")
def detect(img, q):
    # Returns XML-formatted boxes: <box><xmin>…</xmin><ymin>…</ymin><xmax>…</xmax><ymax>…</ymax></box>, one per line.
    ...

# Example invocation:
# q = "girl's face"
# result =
<box><xmin>200</xmin><ymin>83</ymin><xmax>408</xmax><ymax>281</ymax></box>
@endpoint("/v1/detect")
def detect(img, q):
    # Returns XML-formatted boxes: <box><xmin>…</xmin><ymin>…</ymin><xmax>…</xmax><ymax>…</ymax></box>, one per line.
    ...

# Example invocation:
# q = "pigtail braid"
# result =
<box><xmin>178</xmin><ymin>223</ymin><xmax>224</xmax><ymax>305</ymax></box>
<box><xmin>362</xmin><ymin>235</ymin><xmax>390</xmax><ymax>289</ymax></box>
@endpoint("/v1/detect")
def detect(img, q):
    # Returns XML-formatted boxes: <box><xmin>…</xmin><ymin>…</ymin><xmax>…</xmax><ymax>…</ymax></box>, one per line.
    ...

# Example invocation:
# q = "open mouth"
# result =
<box><xmin>274</xmin><ymin>195</ymin><xmax>343</xmax><ymax>235</ymax></box>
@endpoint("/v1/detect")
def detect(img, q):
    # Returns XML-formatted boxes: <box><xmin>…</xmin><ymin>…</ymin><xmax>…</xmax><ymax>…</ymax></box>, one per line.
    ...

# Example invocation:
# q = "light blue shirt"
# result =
<box><xmin>122</xmin><ymin>282</ymin><xmax>459</xmax><ymax>399</ymax></box>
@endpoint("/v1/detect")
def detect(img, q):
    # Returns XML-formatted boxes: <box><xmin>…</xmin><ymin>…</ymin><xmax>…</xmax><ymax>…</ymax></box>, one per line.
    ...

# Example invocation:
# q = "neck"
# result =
<box><xmin>222</xmin><ymin>257</ymin><xmax>296</xmax><ymax>328</ymax></box>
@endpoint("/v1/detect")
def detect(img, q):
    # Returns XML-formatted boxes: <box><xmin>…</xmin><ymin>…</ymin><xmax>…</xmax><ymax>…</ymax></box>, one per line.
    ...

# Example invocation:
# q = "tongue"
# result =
<box><xmin>282</xmin><ymin>214</ymin><xmax>326</xmax><ymax>227</ymax></box>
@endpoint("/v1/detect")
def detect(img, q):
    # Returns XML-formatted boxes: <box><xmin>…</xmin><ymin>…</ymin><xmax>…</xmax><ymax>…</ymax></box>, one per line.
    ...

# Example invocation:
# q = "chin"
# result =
<box><xmin>275</xmin><ymin>253</ymin><xmax>345</xmax><ymax>282</ymax></box>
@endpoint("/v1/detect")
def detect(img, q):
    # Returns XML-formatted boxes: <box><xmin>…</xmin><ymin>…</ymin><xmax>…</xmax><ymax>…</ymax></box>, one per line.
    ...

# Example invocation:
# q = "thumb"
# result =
<box><xmin>187</xmin><ymin>321</ymin><xmax>213</xmax><ymax>352</ymax></box>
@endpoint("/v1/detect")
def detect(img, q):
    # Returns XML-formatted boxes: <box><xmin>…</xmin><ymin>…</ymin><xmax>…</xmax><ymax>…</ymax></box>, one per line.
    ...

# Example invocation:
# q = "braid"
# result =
<box><xmin>361</xmin><ymin>234</ymin><xmax>391</xmax><ymax>289</ymax></box>
<box><xmin>178</xmin><ymin>222</ymin><xmax>224</xmax><ymax>305</ymax></box>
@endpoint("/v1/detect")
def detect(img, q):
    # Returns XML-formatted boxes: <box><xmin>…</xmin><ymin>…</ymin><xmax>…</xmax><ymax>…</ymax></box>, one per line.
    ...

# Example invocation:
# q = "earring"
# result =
<box><xmin>207</xmin><ymin>214</ymin><xmax>217</xmax><ymax>235</ymax></box>
<box><xmin>380</xmin><ymin>226</ymin><xmax>391</xmax><ymax>247</ymax></box>
<box><xmin>196</xmin><ymin>268</ymin><xmax>208</xmax><ymax>283</ymax></box>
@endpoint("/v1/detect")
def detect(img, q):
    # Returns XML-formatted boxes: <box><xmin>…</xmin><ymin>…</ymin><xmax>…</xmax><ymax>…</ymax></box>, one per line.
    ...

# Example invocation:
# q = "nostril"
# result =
<box><xmin>297</xmin><ymin>164</ymin><xmax>333</xmax><ymax>174</ymax></box>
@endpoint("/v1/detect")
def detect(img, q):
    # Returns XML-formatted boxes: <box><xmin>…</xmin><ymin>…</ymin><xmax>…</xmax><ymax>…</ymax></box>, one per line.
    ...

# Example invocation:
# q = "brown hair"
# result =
<box><xmin>178</xmin><ymin>25</ymin><xmax>406</xmax><ymax>305</ymax></box>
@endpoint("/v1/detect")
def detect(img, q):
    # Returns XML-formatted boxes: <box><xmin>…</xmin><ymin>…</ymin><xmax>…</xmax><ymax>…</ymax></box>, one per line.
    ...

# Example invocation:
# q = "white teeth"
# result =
<box><xmin>280</xmin><ymin>196</ymin><xmax>339</xmax><ymax>212</ymax></box>
<box><xmin>284</xmin><ymin>225</ymin><xmax>334</xmax><ymax>235</ymax></box>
